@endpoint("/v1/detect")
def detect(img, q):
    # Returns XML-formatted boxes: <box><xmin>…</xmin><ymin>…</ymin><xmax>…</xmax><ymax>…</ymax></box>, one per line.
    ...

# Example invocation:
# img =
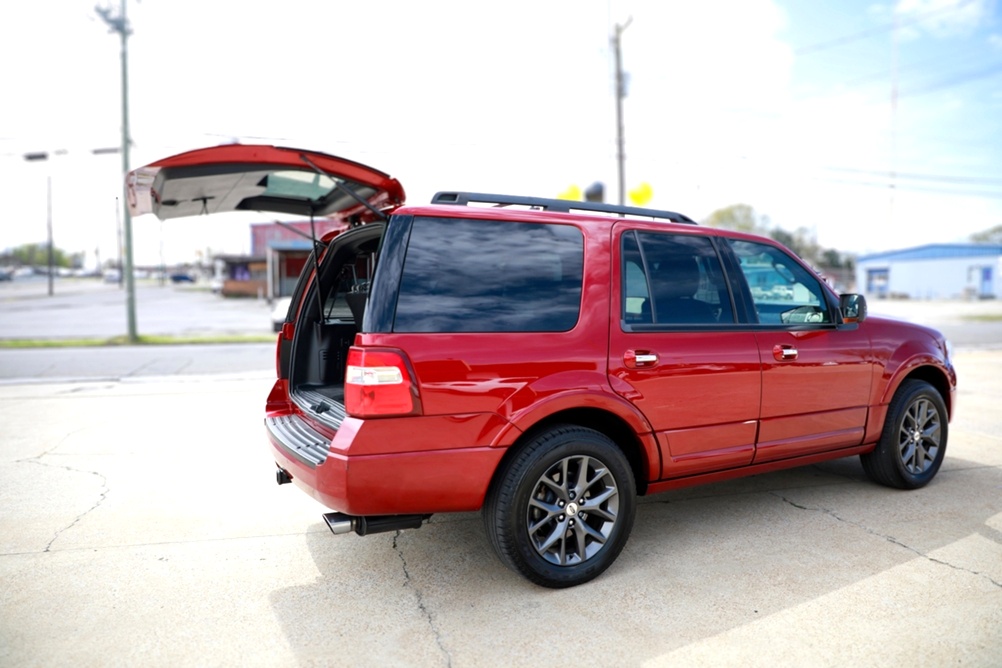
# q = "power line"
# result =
<box><xmin>823</xmin><ymin>165</ymin><xmax>1002</xmax><ymax>186</ymax></box>
<box><xmin>793</xmin><ymin>0</ymin><xmax>977</xmax><ymax>56</ymax></box>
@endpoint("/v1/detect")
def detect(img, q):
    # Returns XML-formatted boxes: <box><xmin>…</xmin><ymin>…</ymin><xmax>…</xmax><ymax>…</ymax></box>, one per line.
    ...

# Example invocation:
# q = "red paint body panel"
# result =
<box><xmin>646</xmin><ymin>444</ymin><xmax>875</xmax><ymax>495</ymax></box>
<box><xmin>270</xmin><ymin>434</ymin><xmax>504</xmax><ymax>515</ymax></box>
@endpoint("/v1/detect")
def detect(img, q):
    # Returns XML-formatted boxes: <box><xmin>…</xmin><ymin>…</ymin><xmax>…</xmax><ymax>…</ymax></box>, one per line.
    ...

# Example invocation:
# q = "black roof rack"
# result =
<box><xmin>430</xmin><ymin>191</ymin><xmax>697</xmax><ymax>225</ymax></box>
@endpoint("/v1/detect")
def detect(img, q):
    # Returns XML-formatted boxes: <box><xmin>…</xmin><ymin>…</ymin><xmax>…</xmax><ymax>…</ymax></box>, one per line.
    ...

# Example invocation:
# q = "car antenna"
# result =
<box><xmin>298</xmin><ymin>153</ymin><xmax>389</xmax><ymax>221</ymax></box>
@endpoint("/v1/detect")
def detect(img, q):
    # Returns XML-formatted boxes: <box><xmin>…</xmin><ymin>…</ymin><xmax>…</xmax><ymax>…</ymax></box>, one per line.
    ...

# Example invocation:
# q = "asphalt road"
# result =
<box><xmin>0</xmin><ymin>278</ymin><xmax>276</xmax><ymax>382</ymax></box>
<box><xmin>1</xmin><ymin>278</ymin><xmax>1001</xmax><ymax>666</ymax></box>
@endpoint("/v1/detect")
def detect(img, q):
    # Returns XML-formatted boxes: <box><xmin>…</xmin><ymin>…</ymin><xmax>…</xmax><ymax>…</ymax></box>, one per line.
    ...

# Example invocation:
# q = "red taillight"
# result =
<box><xmin>345</xmin><ymin>347</ymin><xmax>420</xmax><ymax>418</ymax></box>
<box><xmin>274</xmin><ymin>332</ymin><xmax>283</xmax><ymax>378</ymax></box>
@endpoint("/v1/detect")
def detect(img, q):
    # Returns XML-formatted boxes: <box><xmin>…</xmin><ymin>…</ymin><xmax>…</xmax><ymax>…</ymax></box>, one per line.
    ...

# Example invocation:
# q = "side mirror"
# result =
<box><xmin>840</xmin><ymin>293</ymin><xmax>867</xmax><ymax>324</ymax></box>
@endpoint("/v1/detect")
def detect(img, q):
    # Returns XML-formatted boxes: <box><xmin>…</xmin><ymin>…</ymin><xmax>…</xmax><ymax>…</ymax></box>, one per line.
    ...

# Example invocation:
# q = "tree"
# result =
<box><xmin>702</xmin><ymin>204</ymin><xmax>767</xmax><ymax>234</ymax></box>
<box><xmin>766</xmin><ymin>226</ymin><xmax>822</xmax><ymax>265</ymax></box>
<box><xmin>0</xmin><ymin>243</ymin><xmax>75</xmax><ymax>268</ymax></box>
<box><xmin>702</xmin><ymin>203</ymin><xmax>855</xmax><ymax>276</ymax></box>
<box><xmin>970</xmin><ymin>225</ymin><xmax>1002</xmax><ymax>244</ymax></box>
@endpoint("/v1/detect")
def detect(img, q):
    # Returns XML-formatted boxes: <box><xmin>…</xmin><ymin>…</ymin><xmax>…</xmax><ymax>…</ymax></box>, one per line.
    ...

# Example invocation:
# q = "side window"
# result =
<box><xmin>622</xmin><ymin>231</ymin><xmax>734</xmax><ymax>326</ymax></box>
<box><xmin>726</xmin><ymin>239</ymin><xmax>832</xmax><ymax>325</ymax></box>
<box><xmin>393</xmin><ymin>217</ymin><xmax>583</xmax><ymax>332</ymax></box>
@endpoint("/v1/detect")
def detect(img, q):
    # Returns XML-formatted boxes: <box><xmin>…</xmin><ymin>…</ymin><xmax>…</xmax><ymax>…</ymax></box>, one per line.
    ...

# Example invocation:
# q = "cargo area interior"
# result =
<box><xmin>286</xmin><ymin>225</ymin><xmax>384</xmax><ymax>426</ymax></box>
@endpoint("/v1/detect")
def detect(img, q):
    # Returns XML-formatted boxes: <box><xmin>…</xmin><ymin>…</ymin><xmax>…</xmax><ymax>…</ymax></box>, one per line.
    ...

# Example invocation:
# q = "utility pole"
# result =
<box><xmin>612</xmin><ymin>18</ymin><xmax>632</xmax><ymax>207</ymax></box>
<box><xmin>22</xmin><ymin>150</ymin><xmax>67</xmax><ymax>296</ymax></box>
<box><xmin>889</xmin><ymin>9</ymin><xmax>899</xmax><ymax>230</ymax></box>
<box><xmin>96</xmin><ymin>0</ymin><xmax>138</xmax><ymax>343</ymax></box>
<box><xmin>46</xmin><ymin>175</ymin><xmax>54</xmax><ymax>297</ymax></box>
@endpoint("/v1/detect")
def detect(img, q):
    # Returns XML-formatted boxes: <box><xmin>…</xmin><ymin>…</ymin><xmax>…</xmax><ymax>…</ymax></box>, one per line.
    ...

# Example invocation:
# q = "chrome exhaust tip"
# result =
<box><xmin>322</xmin><ymin>512</ymin><xmax>431</xmax><ymax>536</ymax></box>
<box><xmin>322</xmin><ymin>512</ymin><xmax>356</xmax><ymax>535</ymax></box>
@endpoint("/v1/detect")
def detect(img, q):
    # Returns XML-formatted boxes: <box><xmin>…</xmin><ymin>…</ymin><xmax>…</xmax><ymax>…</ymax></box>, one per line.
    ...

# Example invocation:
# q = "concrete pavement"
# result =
<box><xmin>0</xmin><ymin>350</ymin><xmax>1000</xmax><ymax>666</ymax></box>
<box><xmin>2</xmin><ymin>277</ymin><xmax>1001</xmax><ymax>665</ymax></box>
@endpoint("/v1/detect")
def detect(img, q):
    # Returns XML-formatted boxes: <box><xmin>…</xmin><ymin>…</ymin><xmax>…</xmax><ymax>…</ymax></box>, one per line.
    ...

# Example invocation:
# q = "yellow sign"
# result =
<box><xmin>628</xmin><ymin>182</ymin><xmax>653</xmax><ymax>206</ymax></box>
<box><xmin>557</xmin><ymin>185</ymin><xmax>582</xmax><ymax>201</ymax></box>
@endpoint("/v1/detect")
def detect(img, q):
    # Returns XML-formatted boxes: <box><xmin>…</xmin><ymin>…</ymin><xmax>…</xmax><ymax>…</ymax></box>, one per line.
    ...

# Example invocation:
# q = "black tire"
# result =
<box><xmin>483</xmin><ymin>425</ymin><xmax>636</xmax><ymax>588</ymax></box>
<box><xmin>861</xmin><ymin>379</ymin><xmax>948</xmax><ymax>489</ymax></box>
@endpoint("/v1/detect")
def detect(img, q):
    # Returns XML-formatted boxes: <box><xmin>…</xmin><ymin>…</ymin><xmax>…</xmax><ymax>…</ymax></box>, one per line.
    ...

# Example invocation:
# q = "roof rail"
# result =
<box><xmin>431</xmin><ymin>191</ymin><xmax>697</xmax><ymax>225</ymax></box>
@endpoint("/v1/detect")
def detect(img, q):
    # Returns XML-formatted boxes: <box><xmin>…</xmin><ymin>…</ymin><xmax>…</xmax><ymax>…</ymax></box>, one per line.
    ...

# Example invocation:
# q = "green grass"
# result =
<box><xmin>963</xmin><ymin>314</ymin><xmax>1002</xmax><ymax>322</ymax></box>
<box><xmin>0</xmin><ymin>333</ymin><xmax>276</xmax><ymax>348</ymax></box>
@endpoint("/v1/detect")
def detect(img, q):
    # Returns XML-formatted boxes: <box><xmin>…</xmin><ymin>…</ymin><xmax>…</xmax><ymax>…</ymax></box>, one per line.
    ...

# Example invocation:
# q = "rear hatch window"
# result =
<box><xmin>390</xmin><ymin>217</ymin><xmax>583</xmax><ymax>332</ymax></box>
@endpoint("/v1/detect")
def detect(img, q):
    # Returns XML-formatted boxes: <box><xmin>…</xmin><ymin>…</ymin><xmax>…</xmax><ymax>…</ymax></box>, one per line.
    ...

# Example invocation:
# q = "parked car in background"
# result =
<box><xmin>129</xmin><ymin>145</ymin><xmax>957</xmax><ymax>588</ymax></box>
<box><xmin>270</xmin><ymin>296</ymin><xmax>292</xmax><ymax>333</ymax></box>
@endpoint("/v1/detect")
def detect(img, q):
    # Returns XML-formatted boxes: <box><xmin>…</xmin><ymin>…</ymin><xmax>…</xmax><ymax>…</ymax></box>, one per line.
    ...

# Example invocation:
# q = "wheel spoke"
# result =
<box><xmin>539</xmin><ymin>475</ymin><xmax>564</xmax><ymax>497</ymax></box>
<box><xmin>572</xmin><ymin>456</ymin><xmax>591</xmax><ymax>497</ymax></box>
<box><xmin>534</xmin><ymin>521</ymin><xmax>567</xmax><ymax>556</ymax></box>
<box><xmin>527</xmin><ymin>498</ymin><xmax>561</xmax><ymax>534</ymax></box>
<box><xmin>922</xmin><ymin>422</ymin><xmax>941</xmax><ymax>444</ymax></box>
<box><xmin>582</xmin><ymin>486</ymin><xmax>615</xmax><ymax>507</ymax></box>
<box><xmin>900</xmin><ymin>441</ymin><xmax>917</xmax><ymax>469</ymax></box>
<box><xmin>528</xmin><ymin>496</ymin><xmax>562</xmax><ymax>517</ymax></box>
<box><xmin>576</xmin><ymin>519</ymin><xmax>607</xmax><ymax>544</ymax></box>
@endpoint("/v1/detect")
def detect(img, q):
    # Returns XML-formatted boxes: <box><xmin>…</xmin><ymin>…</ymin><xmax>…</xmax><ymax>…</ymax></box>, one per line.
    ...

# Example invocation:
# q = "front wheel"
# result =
<box><xmin>861</xmin><ymin>379</ymin><xmax>948</xmax><ymax>489</ymax></box>
<box><xmin>483</xmin><ymin>426</ymin><xmax>636</xmax><ymax>588</ymax></box>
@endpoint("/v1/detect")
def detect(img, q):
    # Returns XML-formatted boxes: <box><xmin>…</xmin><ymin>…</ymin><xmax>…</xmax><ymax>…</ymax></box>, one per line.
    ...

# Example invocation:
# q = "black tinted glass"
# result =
<box><xmin>623</xmin><ymin>231</ymin><xmax>734</xmax><ymax>326</ymax></box>
<box><xmin>393</xmin><ymin>217</ymin><xmax>583</xmax><ymax>332</ymax></box>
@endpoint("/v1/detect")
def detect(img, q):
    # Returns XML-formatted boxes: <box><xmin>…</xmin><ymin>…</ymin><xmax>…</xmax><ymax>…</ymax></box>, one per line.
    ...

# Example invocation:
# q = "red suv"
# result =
<box><xmin>130</xmin><ymin>145</ymin><xmax>957</xmax><ymax>588</ymax></box>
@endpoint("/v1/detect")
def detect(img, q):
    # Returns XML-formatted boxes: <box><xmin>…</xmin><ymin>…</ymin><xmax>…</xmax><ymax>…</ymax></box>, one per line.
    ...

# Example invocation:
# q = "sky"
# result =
<box><xmin>1</xmin><ymin>0</ymin><xmax>1000</xmax><ymax>268</ymax></box>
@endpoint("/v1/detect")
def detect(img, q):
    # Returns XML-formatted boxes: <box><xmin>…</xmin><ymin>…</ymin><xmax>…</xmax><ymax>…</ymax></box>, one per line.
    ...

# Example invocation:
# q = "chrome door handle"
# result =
<box><xmin>624</xmin><ymin>350</ymin><xmax>659</xmax><ymax>368</ymax></box>
<box><xmin>773</xmin><ymin>344</ymin><xmax>798</xmax><ymax>361</ymax></box>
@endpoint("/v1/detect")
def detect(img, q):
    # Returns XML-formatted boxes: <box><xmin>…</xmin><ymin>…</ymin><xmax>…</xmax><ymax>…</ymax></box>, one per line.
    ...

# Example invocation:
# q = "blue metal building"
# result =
<box><xmin>856</xmin><ymin>244</ymin><xmax>1002</xmax><ymax>300</ymax></box>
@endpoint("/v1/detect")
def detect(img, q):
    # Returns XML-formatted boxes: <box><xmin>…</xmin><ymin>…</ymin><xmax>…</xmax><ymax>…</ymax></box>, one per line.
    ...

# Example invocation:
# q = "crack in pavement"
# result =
<box><xmin>772</xmin><ymin>492</ymin><xmax>1002</xmax><ymax>589</ymax></box>
<box><xmin>26</xmin><ymin>458</ymin><xmax>111</xmax><ymax>553</ymax></box>
<box><xmin>393</xmin><ymin>531</ymin><xmax>452</xmax><ymax>667</ymax></box>
<box><xmin>16</xmin><ymin>429</ymin><xmax>111</xmax><ymax>553</ymax></box>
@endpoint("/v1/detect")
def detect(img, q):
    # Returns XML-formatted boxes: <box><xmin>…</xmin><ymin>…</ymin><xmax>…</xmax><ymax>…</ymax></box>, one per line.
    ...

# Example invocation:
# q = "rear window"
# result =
<box><xmin>392</xmin><ymin>217</ymin><xmax>583</xmax><ymax>332</ymax></box>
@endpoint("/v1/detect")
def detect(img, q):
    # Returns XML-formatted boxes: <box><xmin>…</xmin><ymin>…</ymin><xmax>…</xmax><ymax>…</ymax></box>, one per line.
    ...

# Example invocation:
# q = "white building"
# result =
<box><xmin>856</xmin><ymin>244</ymin><xmax>1002</xmax><ymax>300</ymax></box>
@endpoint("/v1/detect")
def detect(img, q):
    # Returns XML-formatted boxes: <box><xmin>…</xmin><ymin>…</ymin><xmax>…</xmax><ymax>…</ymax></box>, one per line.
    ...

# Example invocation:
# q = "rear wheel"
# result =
<box><xmin>861</xmin><ymin>379</ymin><xmax>948</xmax><ymax>489</ymax></box>
<box><xmin>483</xmin><ymin>426</ymin><xmax>636</xmax><ymax>588</ymax></box>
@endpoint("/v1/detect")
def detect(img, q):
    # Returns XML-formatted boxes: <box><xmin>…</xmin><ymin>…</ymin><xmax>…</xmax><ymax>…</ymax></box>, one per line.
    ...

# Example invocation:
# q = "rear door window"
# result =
<box><xmin>393</xmin><ymin>217</ymin><xmax>583</xmax><ymax>332</ymax></box>
<box><xmin>622</xmin><ymin>231</ymin><xmax>734</xmax><ymax>326</ymax></box>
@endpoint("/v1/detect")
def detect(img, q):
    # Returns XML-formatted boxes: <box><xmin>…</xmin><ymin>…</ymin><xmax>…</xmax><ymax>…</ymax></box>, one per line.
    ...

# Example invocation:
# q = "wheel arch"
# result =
<box><xmin>902</xmin><ymin>365</ymin><xmax>954</xmax><ymax>417</ymax></box>
<box><xmin>882</xmin><ymin>360</ymin><xmax>956</xmax><ymax>420</ymax></box>
<box><xmin>490</xmin><ymin>407</ymin><xmax>655</xmax><ymax>498</ymax></box>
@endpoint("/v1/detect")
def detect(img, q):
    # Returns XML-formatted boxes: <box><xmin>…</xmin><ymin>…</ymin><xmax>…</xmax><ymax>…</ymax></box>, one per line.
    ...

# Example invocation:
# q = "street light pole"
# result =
<box><xmin>612</xmin><ymin>18</ymin><xmax>632</xmax><ymax>207</ymax></box>
<box><xmin>46</xmin><ymin>175</ymin><xmax>54</xmax><ymax>297</ymax></box>
<box><xmin>97</xmin><ymin>0</ymin><xmax>138</xmax><ymax>343</ymax></box>
<box><xmin>22</xmin><ymin>150</ymin><xmax>63</xmax><ymax>296</ymax></box>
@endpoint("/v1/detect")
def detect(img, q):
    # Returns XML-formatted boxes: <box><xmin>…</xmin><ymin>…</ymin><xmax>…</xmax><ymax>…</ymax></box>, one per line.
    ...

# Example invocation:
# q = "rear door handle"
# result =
<box><xmin>624</xmin><ymin>350</ymin><xmax>659</xmax><ymax>369</ymax></box>
<box><xmin>772</xmin><ymin>344</ymin><xmax>798</xmax><ymax>361</ymax></box>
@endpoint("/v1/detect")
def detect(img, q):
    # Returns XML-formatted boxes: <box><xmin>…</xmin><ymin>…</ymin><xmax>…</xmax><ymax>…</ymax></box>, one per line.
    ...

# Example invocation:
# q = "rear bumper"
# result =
<box><xmin>266</xmin><ymin>413</ymin><xmax>507</xmax><ymax>515</ymax></box>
